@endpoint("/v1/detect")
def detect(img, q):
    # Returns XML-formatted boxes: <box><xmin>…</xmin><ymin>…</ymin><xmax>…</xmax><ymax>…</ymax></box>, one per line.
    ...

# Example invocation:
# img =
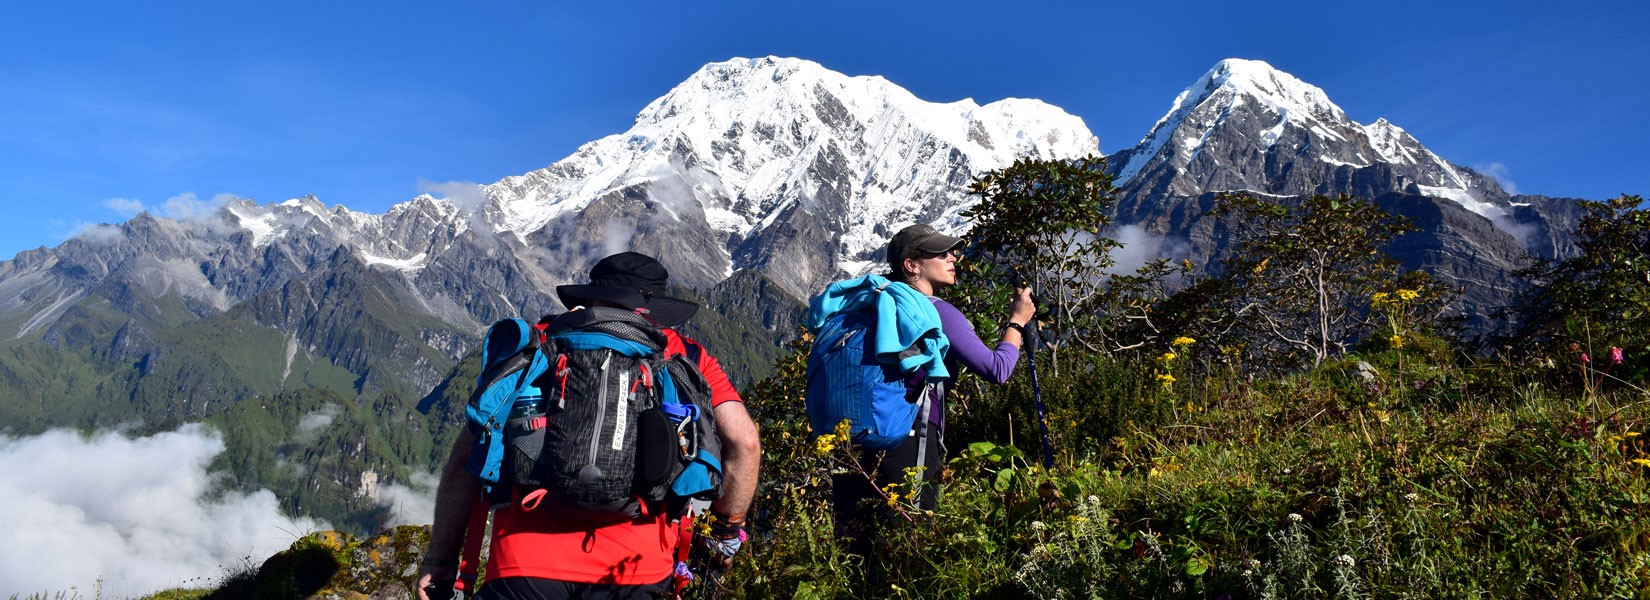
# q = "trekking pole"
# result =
<box><xmin>1026</xmin><ymin>315</ymin><xmax>1055</xmax><ymax>470</ymax></box>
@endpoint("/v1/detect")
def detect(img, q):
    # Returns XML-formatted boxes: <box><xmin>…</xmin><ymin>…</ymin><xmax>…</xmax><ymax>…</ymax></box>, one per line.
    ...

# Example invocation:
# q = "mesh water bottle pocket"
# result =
<box><xmin>504</xmin><ymin>413</ymin><xmax>551</xmax><ymax>488</ymax></box>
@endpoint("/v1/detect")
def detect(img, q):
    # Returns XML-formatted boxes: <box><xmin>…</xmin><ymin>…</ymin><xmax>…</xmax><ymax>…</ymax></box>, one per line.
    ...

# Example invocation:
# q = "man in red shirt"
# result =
<box><xmin>418</xmin><ymin>252</ymin><xmax>762</xmax><ymax>599</ymax></box>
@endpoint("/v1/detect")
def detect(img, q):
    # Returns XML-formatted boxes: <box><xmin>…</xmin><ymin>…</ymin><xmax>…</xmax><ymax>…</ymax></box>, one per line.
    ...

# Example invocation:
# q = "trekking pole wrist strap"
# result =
<box><xmin>708</xmin><ymin>510</ymin><xmax>745</xmax><ymax>538</ymax></box>
<box><xmin>1005</xmin><ymin>321</ymin><xmax>1025</xmax><ymax>334</ymax></box>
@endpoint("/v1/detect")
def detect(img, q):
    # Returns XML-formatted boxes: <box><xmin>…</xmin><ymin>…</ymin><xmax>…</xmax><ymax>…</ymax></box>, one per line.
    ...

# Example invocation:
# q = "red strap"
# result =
<box><xmin>520</xmin><ymin>488</ymin><xmax>549</xmax><ymax>512</ymax></box>
<box><xmin>556</xmin><ymin>354</ymin><xmax>570</xmax><ymax>404</ymax></box>
<box><xmin>455</xmin><ymin>498</ymin><xmax>488</xmax><ymax>593</ymax></box>
<box><xmin>675</xmin><ymin>513</ymin><xmax>697</xmax><ymax>563</ymax></box>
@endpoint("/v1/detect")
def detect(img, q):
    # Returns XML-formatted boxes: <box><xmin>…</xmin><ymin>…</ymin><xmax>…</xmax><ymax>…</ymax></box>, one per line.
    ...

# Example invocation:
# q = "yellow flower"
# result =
<box><xmin>1628</xmin><ymin>432</ymin><xmax>1642</xmax><ymax>439</ymax></box>
<box><xmin>1171</xmin><ymin>336</ymin><xmax>1197</xmax><ymax>347</ymax></box>
<box><xmin>886</xmin><ymin>491</ymin><xmax>902</xmax><ymax>508</ymax></box>
<box><xmin>1396</xmin><ymin>288</ymin><xmax>1420</xmax><ymax>302</ymax></box>
<box><xmin>1371</xmin><ymin>292</ymin><xmax>1390</xmax><ymax>306</ymax></box>
<box><xmin>1158</xmin><ymin>352</ymin><xmax>1177</xmax><ymax>363</ymax></box>
<box><xmin>1634</xmin><ymin>458</ymin><xmax>1650</xmax><ymax>468</ymax></box>
<box><xmin>814</xmin><ymin>433</ymin><xmax>839</xmax><ymax>455</ymax></box>
<box><xmin>1156</xmin><ymin>372</ymin><xmax>1176</xmax><ymax>390</ymax></box>
<box><xmin>1389</xmin><ymin>335</ymin><xmax>1403</xmax><ymax>349</ymax></box>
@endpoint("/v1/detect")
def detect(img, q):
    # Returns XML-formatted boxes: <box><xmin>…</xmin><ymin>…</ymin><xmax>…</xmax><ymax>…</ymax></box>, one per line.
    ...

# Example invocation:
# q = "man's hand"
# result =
<box><xmin>700</xmin><ymin>511</ymin><xmax>747</xmax><ymax>570</ymax></box>
<box><xmin>416</xmin><ymin>565</ymin><xmax>458</xmax><ymax>600</ymax></box>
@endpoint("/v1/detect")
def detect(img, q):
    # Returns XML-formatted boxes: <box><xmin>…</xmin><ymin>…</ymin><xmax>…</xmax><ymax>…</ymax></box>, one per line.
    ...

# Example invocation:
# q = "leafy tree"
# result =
<box><xmin>1514</xmin><ymin>194</ymin><xmax>1650</xmax><ymax>384</ymax></box>
<box><xmin>954</xmin><ymin>156</ymin><xmax>1116</xmax><ymax>349</ymax></box>
<box><xmin>1197</xmin><ymin>193</ymin><xmax>1420</xmax><ymax>371</ymax></box>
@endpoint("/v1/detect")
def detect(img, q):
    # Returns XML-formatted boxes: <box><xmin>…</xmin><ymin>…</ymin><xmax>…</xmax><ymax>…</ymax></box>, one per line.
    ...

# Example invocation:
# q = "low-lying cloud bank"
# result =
<box><xmin>0</xmin><ymin>425</ymin><xmax>328</xmax><ymax>597</ymax></box>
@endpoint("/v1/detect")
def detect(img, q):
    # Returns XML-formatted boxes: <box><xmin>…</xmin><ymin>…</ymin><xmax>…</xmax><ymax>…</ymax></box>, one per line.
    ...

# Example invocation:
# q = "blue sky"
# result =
<box><xmin>2</xmin><ymin>0</ymin><xmax>1645</xmax><ymax>261</ymax></box>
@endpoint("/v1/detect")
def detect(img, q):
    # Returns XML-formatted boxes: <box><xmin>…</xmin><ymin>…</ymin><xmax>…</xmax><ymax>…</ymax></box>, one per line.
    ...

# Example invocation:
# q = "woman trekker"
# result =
<box><xmin>832</xmin><ymin>223</ymin><xmax>1035</xmax><ymax>584</ymax></box>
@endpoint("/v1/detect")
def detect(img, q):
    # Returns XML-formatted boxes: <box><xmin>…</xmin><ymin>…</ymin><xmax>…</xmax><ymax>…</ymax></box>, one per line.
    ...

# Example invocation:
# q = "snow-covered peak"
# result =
<box><xmin>1112</xmin><ymin>58</ymin><xmax>1495</xmax><ymax>218</ymax></box>
<box><xmin>484</xmin><ymin>56</ymin><xmax>1098</xmax><ymax>265</ymax></box>
<box><xmin>1199</xmin><ymin>59</ymin><xmax>1347</xmax><ymax>124</ymax></box>
<box><xmin>1363</xmin><ymin>118</ymin><xmax>1420</xmax><ymax>165</ymax></box>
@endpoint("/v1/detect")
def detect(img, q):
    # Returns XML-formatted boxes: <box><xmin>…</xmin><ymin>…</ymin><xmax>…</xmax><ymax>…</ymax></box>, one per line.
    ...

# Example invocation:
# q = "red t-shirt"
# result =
<box><xmin>486</xmin><ymin>328</ymin><xmax>741</xmax><ymax>584</ymax></box>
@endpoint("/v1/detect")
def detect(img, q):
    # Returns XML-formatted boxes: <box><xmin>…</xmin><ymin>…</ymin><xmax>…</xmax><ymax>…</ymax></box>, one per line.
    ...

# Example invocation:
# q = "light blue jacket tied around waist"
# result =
<box><xmin>806</xmin><ymin>274</ymin><xmax>951</xmax><ymax>380</ymax></box>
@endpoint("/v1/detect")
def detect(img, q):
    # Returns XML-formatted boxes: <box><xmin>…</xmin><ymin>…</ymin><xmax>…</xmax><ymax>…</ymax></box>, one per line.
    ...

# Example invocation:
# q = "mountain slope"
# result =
<box><xmin>1102</xmin><ymin>59</ymin><xmax>1586</xmax><ymax>327</ymax></box>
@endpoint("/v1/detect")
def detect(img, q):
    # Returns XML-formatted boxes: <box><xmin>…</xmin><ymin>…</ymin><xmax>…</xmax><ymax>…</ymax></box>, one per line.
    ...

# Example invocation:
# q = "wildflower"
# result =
<box><xmin>1171</xmin><ymin>336</ymin><xmax>1197</xmax><ymax>347</ymax></box>
<box><xmin>1031</xmin><ymin>520</ymin><xmax>1047</xmax><ymax>531</ymax></box>
<box><xmin>1288</xmin><ymin>513</ymin><xmax>1303</xmax><ymax>523</ymax></box>
<box><xmin>1396</xmin><ymin>288</ymin><xmax>1419</xmax><ymax>302</ymax></box>
<box><xmin>1582</xmin><ymin>353</ymin><xmax>1591</xmax><ymax>364</ymax></box>
<box><xmin>886</xmin><ymin>491</ymin><xmax>902</xmax><ymax>509</ymax></box>
<box><xmin>1371</xmin><ymin>291</ymin><xmax>1390</xmax><ymax>306</ymax></box>
<box><xmin>1389</xmin><ymin>335</ymin><xmax>1403</xmax><ymax>349</ymax></box>
<box><xmin>1156</xmin><ymin>373</ymin><xmax>1176</xmax><ymax>390</ymax></box>
<box><xmin>1404</xmin><ymin>492</ymin><xmax>1419</xmax><ymax>503</ymax></box>
<box><xmin>814</xmin><ymin>433</ymin><xmax>839</xmax><ymax>456</ymax></box>
<box><xmin>1634</xmin><ymin>458</ymin><xmax>1650</xmax><ymax>468</ymax></box>
<box><xmin>1335</xmin><ymin>554</ymin><xmax>1356</xmax><ymax>567</ymax></box>
<box><xmin>1086</xmin><ymin>494</ymin><xmax>1101</xmax><ymax>505</ymax></box>
<box><xmin>1628</xmin><ymin>432</ymin><xmax>1641</xmax><ymax>439</ymax></box>
<box><xmin>1242</xmin><ymin>569</ymin><xmax>1253</xmax><ymax>578</ymax></box>
<box><xmin>1612</xmin><ymin>347</ymin><xmax>1625</xmax><ymax>365</ymax></box>
<box><xmin>1248</xmin><ymin>558</ymin><xmax>1261</xmax><ymax>569</ymax></box>
<box><xmin>1158</xmin><ymin>351</ymin><xmax>1177</xmax><ymax>363</ymax></box>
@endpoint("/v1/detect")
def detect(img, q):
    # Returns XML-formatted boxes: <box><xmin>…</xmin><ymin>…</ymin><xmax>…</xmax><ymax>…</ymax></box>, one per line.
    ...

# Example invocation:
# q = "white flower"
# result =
<box><xmin>1404</xmin><ymin>492</ymin><xmax>1419</xmax><ymax>503</ymax></box>
<box><xmin>1335</xmin><ymin>554</ymin><xmax>1356</xmax><ymax>567</ymax></box>
<box><xmin>1086</xmin><ymin>495</ymin><xmax>1101</xmax><ymax>505</ymax></box>
<box><xmin>1031</xmin><ymin>520</ymin><xmax>1046</xmax><ymax>531</ymax></box>
<box><xmin>1242</xmin><ymin>569</ymin><xmax>1253</xmax><ymax>578</ymax></box>
<box><xmin>1288</xmin><ymin>513</ymin><xmax>1303</xmax><ymax>523</ymax></box>
<box><xmin>1248</xmin><ymin>558</ymin><xmax>1261</xmax><ymax>569</ymax></box>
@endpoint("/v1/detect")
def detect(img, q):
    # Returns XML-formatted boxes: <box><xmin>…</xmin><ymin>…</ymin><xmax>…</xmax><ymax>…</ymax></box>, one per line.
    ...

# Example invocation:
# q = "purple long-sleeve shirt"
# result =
<box><xmin>912</xmin><ymin>297</ymin><xmax>1021</xmax><ymax>429</ymax></box>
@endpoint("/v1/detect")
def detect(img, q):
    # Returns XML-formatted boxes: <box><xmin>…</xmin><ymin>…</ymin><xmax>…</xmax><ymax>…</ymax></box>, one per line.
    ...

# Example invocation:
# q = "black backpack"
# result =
<box><xmin>464</xmin><ymin>307</ymin><xmax>722</xmax><ymax>520</ymax></box>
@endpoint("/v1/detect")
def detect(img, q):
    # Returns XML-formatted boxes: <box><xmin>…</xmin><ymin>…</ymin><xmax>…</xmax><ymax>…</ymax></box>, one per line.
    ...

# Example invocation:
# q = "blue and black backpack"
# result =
<box><xmin>804</xmin><ymin>284</ymin><xmax>936</xmax><ymax>451</ymax></box>
<box><xmin>464</xmin><ymin>307</ymin><xmax>721</xmax><ymax>519</ymax></box>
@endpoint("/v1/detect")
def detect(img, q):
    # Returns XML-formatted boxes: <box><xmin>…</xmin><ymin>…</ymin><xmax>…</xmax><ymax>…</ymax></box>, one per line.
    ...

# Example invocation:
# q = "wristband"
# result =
<box><xmin>708</xmin><ymin>511</ymin><xmax>746</xmax><ymax>539</ymax></box>
<box><xmin>1005</xmin><ymin>321</ymin><xmax>1026</xmax><ymax>334</ymax></box>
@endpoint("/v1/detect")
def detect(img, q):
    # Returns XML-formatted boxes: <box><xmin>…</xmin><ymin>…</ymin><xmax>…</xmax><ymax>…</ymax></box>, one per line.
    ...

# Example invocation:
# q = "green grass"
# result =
<box><xmin>731</xmin><ymin>339</ymin><xmax>1650</xmax><ymax>598</ymax></box>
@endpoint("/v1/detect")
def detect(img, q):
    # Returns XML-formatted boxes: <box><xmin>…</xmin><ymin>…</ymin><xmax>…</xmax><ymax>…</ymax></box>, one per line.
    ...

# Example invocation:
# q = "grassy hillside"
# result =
<box><xmin>733</xmin><ymin>334</ymin><xmax>1650</xmax><ymax>598</ymax></box>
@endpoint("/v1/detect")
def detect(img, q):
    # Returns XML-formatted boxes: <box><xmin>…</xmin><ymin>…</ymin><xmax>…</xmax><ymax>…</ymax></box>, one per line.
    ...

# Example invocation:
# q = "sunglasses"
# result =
<box><xmin>914</xmin><ymin>249</ymin><xmax>958</xmax><ymax>260</ymax></box>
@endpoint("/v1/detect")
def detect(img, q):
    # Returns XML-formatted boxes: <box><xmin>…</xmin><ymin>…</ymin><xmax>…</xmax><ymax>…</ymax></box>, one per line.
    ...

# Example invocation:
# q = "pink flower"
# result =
<box><xmin>1581</xmin><ymin>353</ymin><xmax>1591</xmax><ymax>364</ymax></box>
<box><xmin>1612</xmin><ymin>347</ymin><xmax>1625</xmax><ymax>365</ymax></box>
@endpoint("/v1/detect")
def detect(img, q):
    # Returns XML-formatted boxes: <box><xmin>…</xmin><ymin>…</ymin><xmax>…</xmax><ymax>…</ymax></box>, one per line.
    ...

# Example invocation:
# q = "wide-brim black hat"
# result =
<box><xmin>556</xmin><ymin>252</ymin><xmax>700</xmax><ymax>327</ymax></box>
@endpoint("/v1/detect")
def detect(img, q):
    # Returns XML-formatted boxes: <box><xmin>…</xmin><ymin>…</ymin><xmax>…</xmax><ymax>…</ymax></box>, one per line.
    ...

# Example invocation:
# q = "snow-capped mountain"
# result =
<box><xmin>480</xmin><ymin>56</ymin><xmax>1096</xmax><ymax>295</ymax></box>
<box><xmin>1110</xmin><ymin>59</ymin><xmax>1507</xmax><ymax>212</ymax></box>
<box><xmin>1101</xmin><ymin>59</ymin><xmax>1583</xmax><ymax>328</ymax></box>
<box><xmin>0</xmin><ymin>56</ymin><xmax>1595</xmax><ymax>525</ymax></box>
<box><xmin>0</xmin><ymin>57</ymin><xmax>1102</xmax><ymax>426</ymax></box>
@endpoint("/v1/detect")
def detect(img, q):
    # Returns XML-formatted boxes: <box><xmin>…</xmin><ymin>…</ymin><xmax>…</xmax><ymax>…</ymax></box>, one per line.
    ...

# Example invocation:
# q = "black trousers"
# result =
<box><xmin>830</xmin><ymin>424</ymin><xmax>944</xmax><ymax>566</ymax></box>
<box><xmin>475</xmin><ymin>576</ymin><xmax>673</xmax><ymax>600</ymax></box>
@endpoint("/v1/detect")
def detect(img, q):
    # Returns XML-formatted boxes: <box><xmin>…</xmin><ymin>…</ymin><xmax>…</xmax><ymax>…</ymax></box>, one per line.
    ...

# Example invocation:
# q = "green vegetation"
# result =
<box><xmin>718</xmin><ymin>162</ymin><xmax>1650</xmax><ymax>598</ymax></box>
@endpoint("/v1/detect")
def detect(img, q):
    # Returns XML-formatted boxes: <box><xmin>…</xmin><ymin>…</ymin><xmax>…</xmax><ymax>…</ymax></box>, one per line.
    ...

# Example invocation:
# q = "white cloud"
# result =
<box><xmin>1106</xmin><ymin>225</ymin><xmax>1191</xmax><ymax>275</ymax></box>
<box><xmin>603</xmin><ymin>219</ymin><xmax>635</xmax><ymax>256</ymax></box>
<box><xmin>157</xmin><ymin>192</ymin><xmax>233</xmax><ymax>221</ymax></box>
<box><xmin>1474</xmin><ymin>162</ymin><xmax>1519</xmax><ymax>195</ymax></box>
<box><xmin>103</xmin><ymin>198</ymin><xmax>146</xmax><ymax>217</ymax></box>
<box><xmin>296</xmin><ymin>405</ymin><xmax>339</xmax><ymax>442</ymax></box>
<box><xmin>417</xmin><ymin>179</ymin><xmax>489</xmax><ymax>214</ymax></box>
<box><xmin>63</xmin><ymin>221</ymin><xmax>126</xmax><ymax>246</ymax></box>
<box><xmin>371</xmin><ymin>471</ymin><xmax>439</xmax><ymax>528</ymax></box>
<box><xmin>0</xmin><ymin>425</ymin><xmax>328</xmax><ymax>598</ymax></box>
